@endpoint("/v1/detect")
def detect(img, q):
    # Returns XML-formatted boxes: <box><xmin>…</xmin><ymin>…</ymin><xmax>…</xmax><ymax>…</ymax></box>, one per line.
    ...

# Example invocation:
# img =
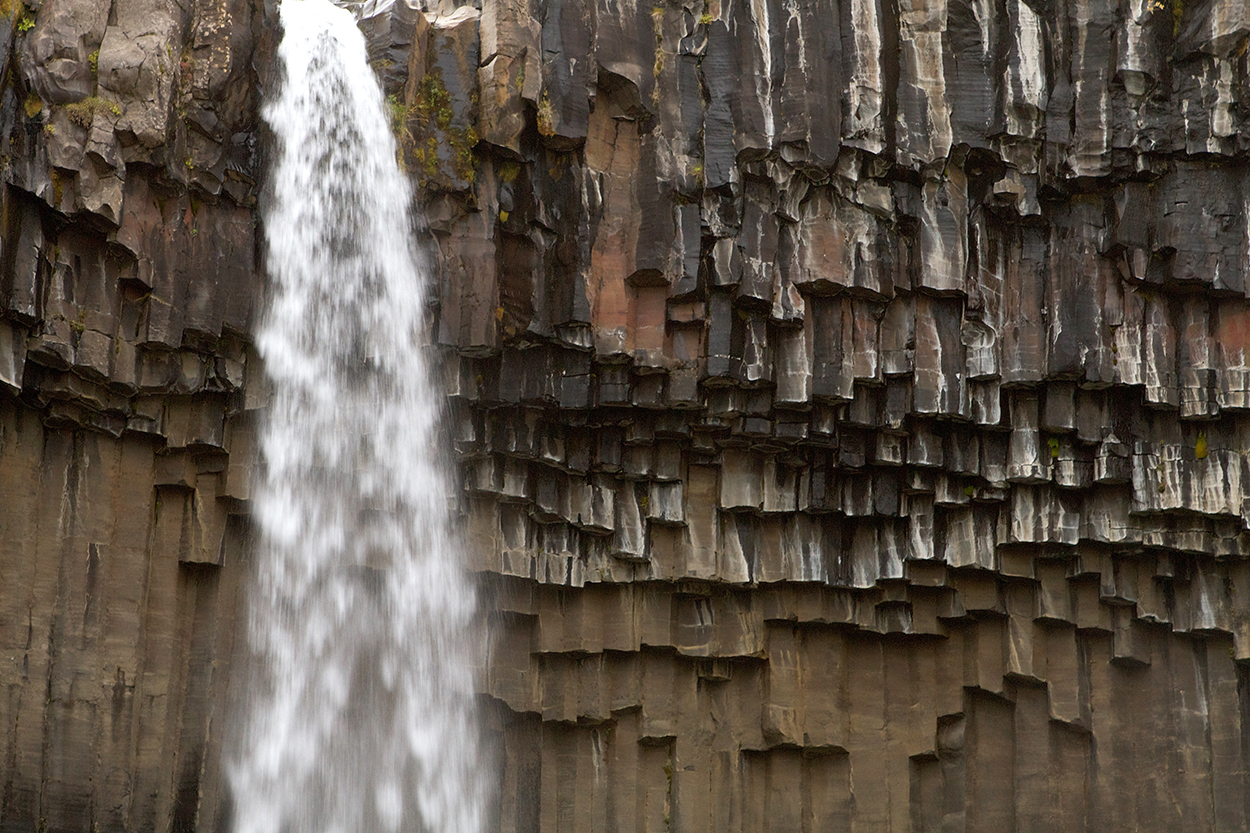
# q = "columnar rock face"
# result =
<box><xmin>0</xmin><ymin>0</ymin><xmax>267</xmax><ymax>829</ymax></box>
<box><xmin>2</xmin><ymin>0</ymin><xmax>1250</xmax><ymax>829</ymax></box>
<box><xmin>398</xmin><ymin>0</ymin><xmax>1250</xmax><ymax>828</ymax></box>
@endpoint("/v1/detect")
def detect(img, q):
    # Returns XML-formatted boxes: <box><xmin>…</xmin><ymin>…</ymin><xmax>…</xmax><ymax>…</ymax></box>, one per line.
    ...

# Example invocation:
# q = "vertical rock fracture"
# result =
<box><xmin>229</xmin><ymin>2</ymin><xmax>485</xmax><ymax>832</ymax></box>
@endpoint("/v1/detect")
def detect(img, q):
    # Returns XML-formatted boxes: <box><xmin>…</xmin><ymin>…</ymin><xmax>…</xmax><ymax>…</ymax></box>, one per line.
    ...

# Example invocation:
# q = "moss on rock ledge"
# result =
<box><xmin>393</xmin><ymin>9</ymin><xmax>480</xmax><ymax>193</ymax></box>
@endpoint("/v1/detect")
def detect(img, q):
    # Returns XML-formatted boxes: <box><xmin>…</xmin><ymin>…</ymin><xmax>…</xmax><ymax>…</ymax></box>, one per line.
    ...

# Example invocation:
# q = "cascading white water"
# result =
<box><xmin>228</xmin><ymin>1</ymin><xmax>486</xmax><ymax>831</ymax></box>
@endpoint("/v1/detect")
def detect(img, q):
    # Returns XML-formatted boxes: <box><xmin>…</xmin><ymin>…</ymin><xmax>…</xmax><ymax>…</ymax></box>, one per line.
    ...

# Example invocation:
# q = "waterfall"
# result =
<box><xmin>228</xmin><ymin>1</ymin><xmax>487</xmax><ymax>831</ymax></box>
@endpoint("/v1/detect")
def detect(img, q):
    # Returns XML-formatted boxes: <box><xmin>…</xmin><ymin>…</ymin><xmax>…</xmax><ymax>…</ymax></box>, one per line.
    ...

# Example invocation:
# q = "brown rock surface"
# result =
<box><xmin>0</xmin><ymin>0</ymin><xmax>265</xmax><ymax>827</ymax></box>
<box><xmin>2</xmin><ymin>0</ymin><xmax>1250</xmax><ymax>830</ymax></box>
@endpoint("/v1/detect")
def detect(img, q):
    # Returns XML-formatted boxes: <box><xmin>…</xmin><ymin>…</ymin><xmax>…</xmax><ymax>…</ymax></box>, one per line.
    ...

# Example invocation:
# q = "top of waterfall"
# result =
<box><xmin>431</xmin><ymin>5</ymin><xmax>479</xmax><ymax>25</ymax></box>
<box><xmin>357</xmin><ymin>0</ymin><xmax>422</xmax><ymax>19</ymax></box>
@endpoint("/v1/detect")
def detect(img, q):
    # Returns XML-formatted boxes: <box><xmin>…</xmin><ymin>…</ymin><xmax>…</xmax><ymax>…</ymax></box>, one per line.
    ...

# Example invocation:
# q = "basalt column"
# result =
<box><xmin>392</xmin><ymin>0</ymin><xmax>1250</xmax><ymax>829</ymax></box>
<box><xmin>0</xmin><ymin>0</ymin><xmax>267</xmax><ymax>829</ymax></box>
<box><xmin>1</xmin><ymin>0</ymin><xmax>1250</xmax><ymax>831</ymax></box>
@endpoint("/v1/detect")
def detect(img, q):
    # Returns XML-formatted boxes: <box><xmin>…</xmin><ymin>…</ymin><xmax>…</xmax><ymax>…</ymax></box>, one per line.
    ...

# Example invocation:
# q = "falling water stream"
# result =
<box><xmin>228</xmin><ymin>1</ymin><xmax>486</xmax><ymax>830</ymax></box>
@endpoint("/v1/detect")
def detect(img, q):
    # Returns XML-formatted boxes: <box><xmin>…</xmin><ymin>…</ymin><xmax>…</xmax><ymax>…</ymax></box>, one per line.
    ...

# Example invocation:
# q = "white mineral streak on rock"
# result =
<box><xmin>844</xmin><ymin>0</ymin><xmax>885</xmax><ymax>153</ymax></box>
<box><xmin>1238</xmin><ymin>200</ymin><xmax>1250</xmax><ymax>410</ymax></box>
<box><xmin>918</xmin><ymin>171</ymin><xmax>967</xmax><ymax>294</ymax></box>
<box><xmin>228</xmin><ymin>2</ymin><xmax>487</xmax><ymax>832</ymax></box>
<box><xmin>1071</xmin><ymin>0</ymin><xmax>1111</xmax><ymax>176</ymax></box>
<box><xmin>1118</xmin><ymin>0</ymin><xmax>1153</xmax><ymax>88</ymax></box>
<box><xmin>1005</xmin><ymin>0</ymin><xmax>1045</xmax><ymax>137</ymax></box>
<box><xmin>750</xmin><ymin>0</ymin><xmax>775</xmax><ymax>144</ymax></box>
<box><xmin>1212</xmin><ymin>59</ymin><xmax>1235</xmax><ymax>141</ymax></box>
<box><xmin>1200</xmin><ymin>0</ymin><xmax>1250</xmax><ymax>56</ymax></box>
<box><xmin>897</xmin><ymin>0</ymin><xmax>952</xmax><ymax>164</ymax></box>
<box><xmin>850</xmin><ymin>525</ymin><xmax>878</xmax><ymax>587</ymax></box>
<box><xmin>0</xmin><ymin>321</ymin><xmax>25</xmax><ymax>393</ymax></box>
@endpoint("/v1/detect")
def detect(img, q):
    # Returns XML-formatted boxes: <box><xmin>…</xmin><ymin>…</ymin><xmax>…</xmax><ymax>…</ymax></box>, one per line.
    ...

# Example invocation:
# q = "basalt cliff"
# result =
<box><xmin>2</xmin><ymin>0</ymin><xmax>1250</xmax><ymax>830</ymax></box>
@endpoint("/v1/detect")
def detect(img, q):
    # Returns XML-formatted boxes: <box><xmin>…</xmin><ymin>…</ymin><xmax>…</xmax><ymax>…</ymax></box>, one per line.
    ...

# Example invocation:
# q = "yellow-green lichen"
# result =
<box><xmin>386</xmin><ymin>93</ymin><xmax>411</xmax><ymax>141</ymax></box>
<box><xmin>652</xmin><ymin>5</ymin><xmax>665</xmax><ymax>78</ymax></box>
<box><xmin>395</xmin><ymin>69</ymin><xmax>479</xmax><ymax>186</ymax></box>
<box><xmin>422</xmin><ymin>135</ymin><xmax>439</xmax><ymax>181</ymax></box>
<box><xmin>412</xmin><ymin>71</ymin><xmax>455</xmax><ymax>131</ymax></box>
<box><xmin>49</xmin><ymin>167</ymin><xmax>63</xmax><ymax>204</ymax></box>
<box><xmin>536</xmin><ymin>89</ymin><xmax>555</xmax><ymax>137</ymax></box>
<box><xmin>498</xmin><ymin>160</ymin><xmax>522</xmax><ymax>183</ymax></box>
<box><xmin>447</xmin><ymin>124</ymin><xmax>478</xmax><ymax>184</ymax></box>
<box><xmin>64</xmin><ymin>96</ymin><xmax>121</xmax><ymax>127</ymax></box>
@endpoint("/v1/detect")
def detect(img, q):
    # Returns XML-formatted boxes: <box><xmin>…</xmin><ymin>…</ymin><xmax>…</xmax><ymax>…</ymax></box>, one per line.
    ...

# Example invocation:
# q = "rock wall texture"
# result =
<box><xmin>1</xmin><ymin>0</ymin><xmax>1250</xmax><ymax>829</ymax></box>
<box><xmin>398</xmin><ymin>0</ymin><xmax>1250</xmax><ymax>828</ymax></box>
<box><xmin>0</xmin><ymin>0</ymin><xmax>267</xmax><ymax>829</ymax></box>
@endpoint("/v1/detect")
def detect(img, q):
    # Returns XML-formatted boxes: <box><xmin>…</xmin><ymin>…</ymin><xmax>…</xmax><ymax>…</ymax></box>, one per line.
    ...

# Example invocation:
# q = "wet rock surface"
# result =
<box><xmin>2</xmin><ymin>0</ymin><xmax>1250</xmax><ymax>829</ymax></box>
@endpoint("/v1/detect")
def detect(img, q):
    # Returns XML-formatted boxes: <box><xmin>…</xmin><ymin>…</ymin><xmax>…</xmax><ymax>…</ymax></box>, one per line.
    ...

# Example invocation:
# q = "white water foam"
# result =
<box><xmin>229</xmin><ymin>2</ymin><xmax>487</xmax><ymax>831</ymax></box>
